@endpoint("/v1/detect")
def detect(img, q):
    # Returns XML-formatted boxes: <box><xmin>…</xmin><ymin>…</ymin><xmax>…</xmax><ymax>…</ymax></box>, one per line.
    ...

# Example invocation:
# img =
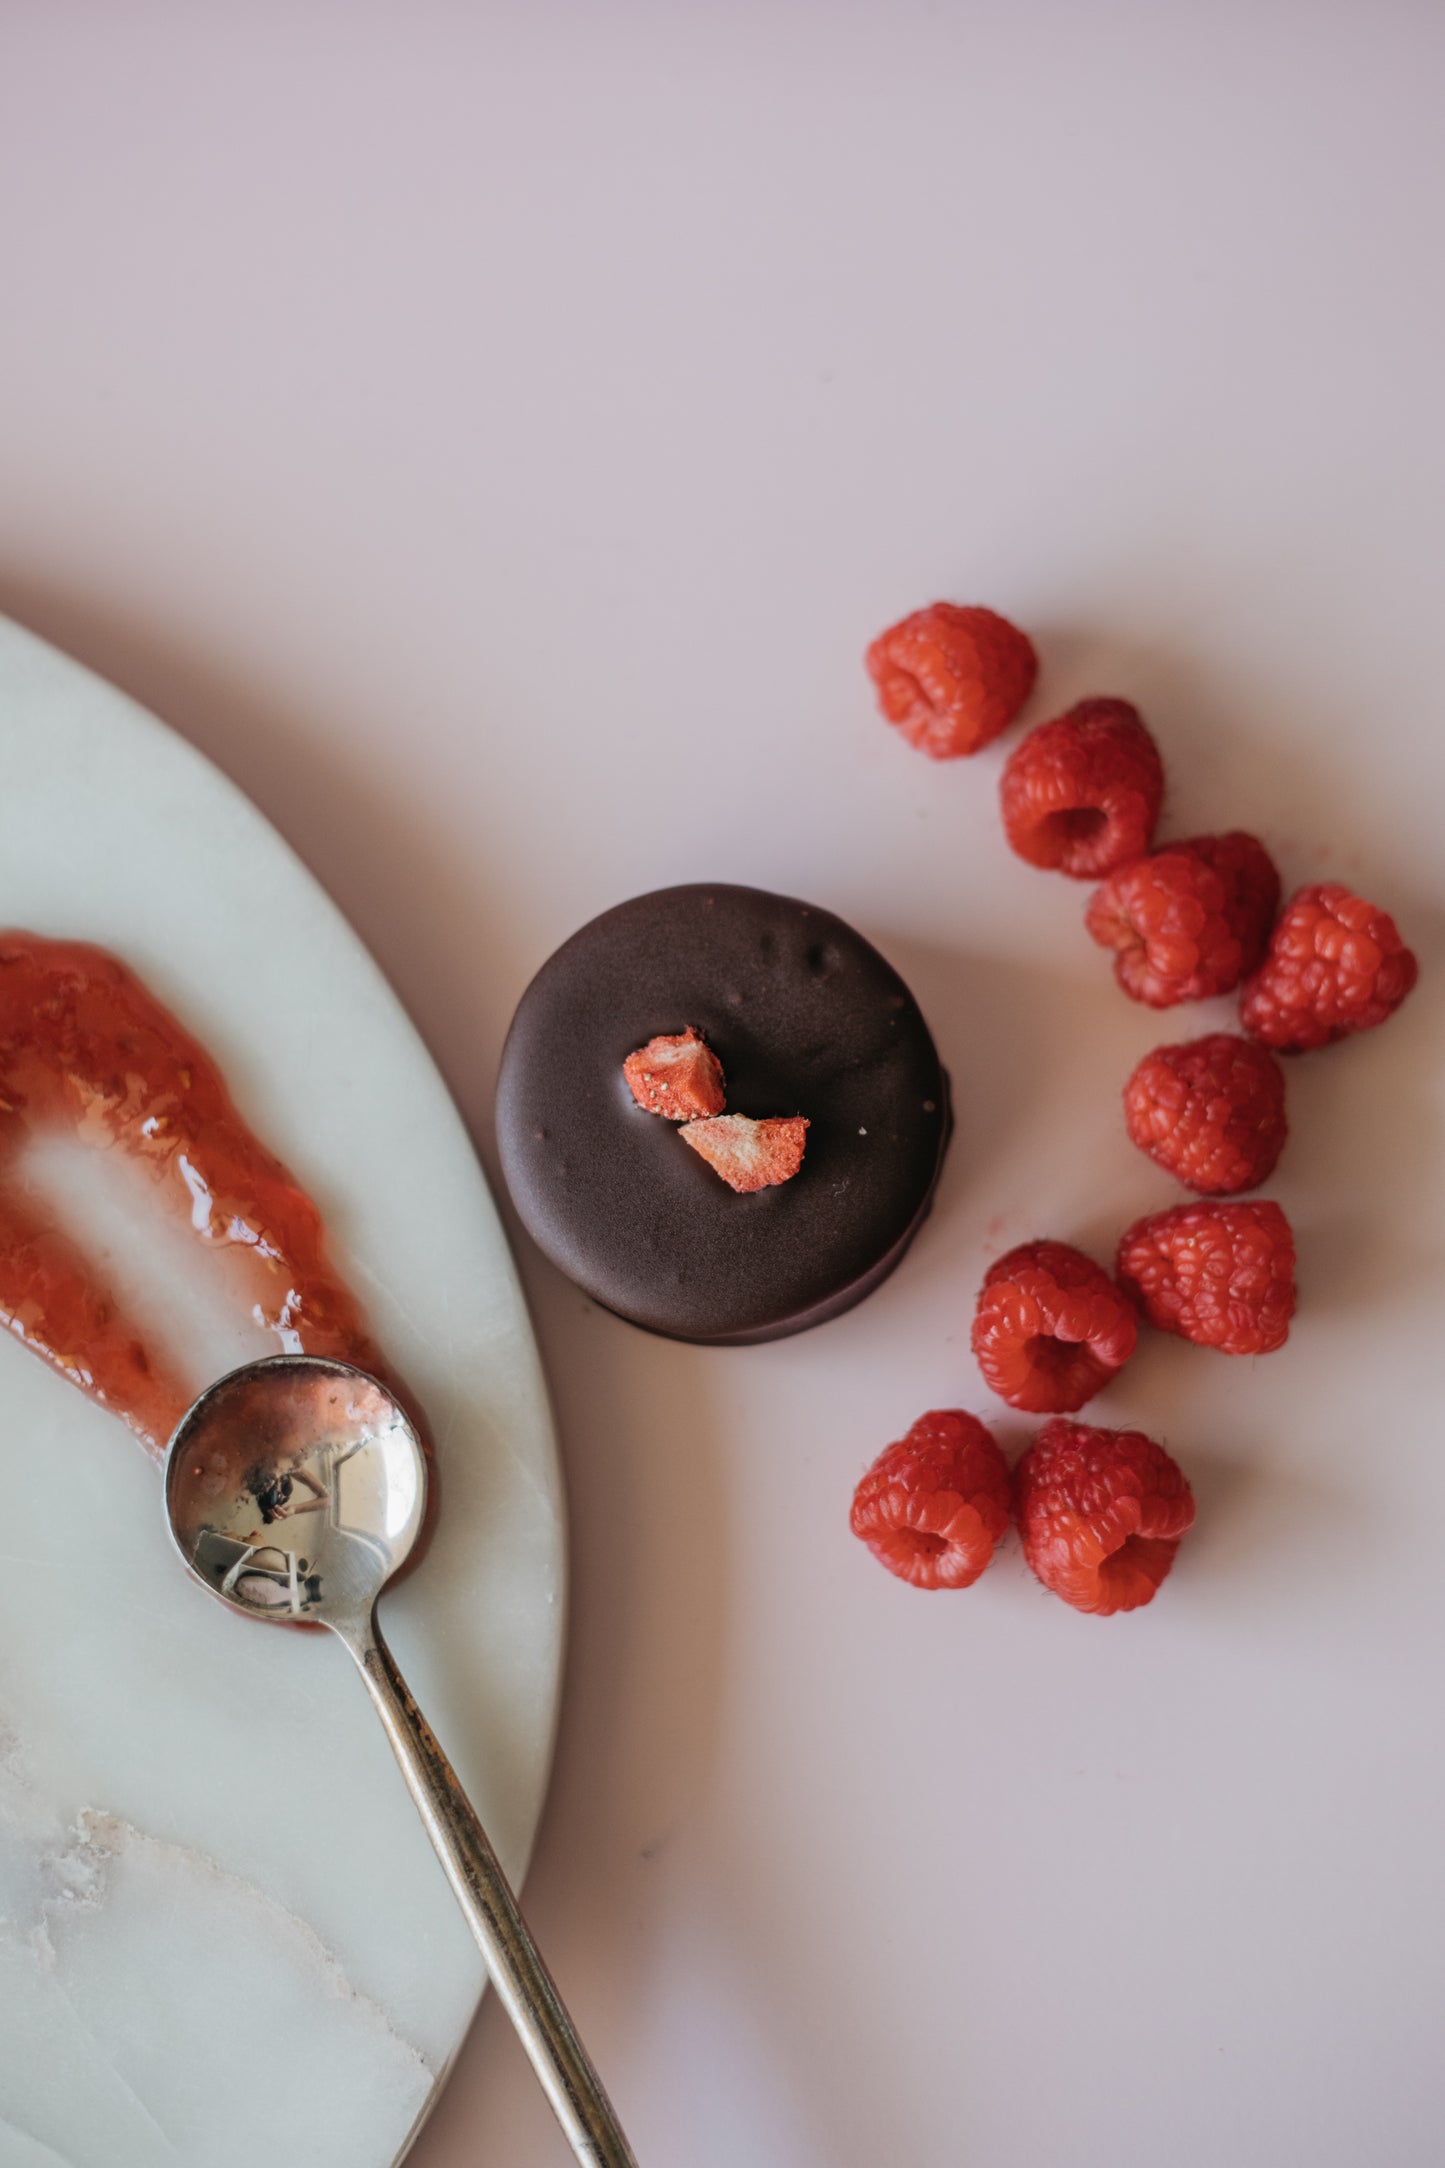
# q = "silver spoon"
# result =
<box><xmin>163</xmin><ymin>1352</ymin><xmax>637</xmax><ymax>2168</ymax></box>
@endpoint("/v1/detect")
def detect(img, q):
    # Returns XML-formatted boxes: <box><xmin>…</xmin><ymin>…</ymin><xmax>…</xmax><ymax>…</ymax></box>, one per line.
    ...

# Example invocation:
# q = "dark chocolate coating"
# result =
<box><xmin>496</xmin><ymin>884</ymin><xmax>950</xmax><ymax>1343</ymax></box>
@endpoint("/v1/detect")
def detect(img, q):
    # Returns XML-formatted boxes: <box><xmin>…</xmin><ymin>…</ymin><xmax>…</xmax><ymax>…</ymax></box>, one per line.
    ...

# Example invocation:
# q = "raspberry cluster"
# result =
<box><xmin>854</xmin><ymin>599</ymin><xmax>1419</xmax><ymax>1615</ymax></box>
<box><xmin>851</xmin><ymin>1407</ymin><xmax>1194</xmax><ymax>1616</ymax></box>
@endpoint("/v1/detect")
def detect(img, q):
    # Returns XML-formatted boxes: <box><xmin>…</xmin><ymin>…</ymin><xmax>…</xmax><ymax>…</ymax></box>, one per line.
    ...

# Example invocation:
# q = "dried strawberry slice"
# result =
<box><xmin>680</xmin><ymin>1113</ymin><xmax>808</xmax><ymax>1193</ymax></box>
<box><xmin>623</xmin><ymin>1028</ymin><xmax>726</xmax><ymax>1120</ymax></box>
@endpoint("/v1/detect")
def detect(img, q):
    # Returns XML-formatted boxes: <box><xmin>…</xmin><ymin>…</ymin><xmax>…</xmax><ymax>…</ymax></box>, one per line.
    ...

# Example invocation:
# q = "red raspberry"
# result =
<box><xmin>999</xmin><ymin>697</ymin><xmax>1164</xmax><ymax>878</ymax></box>
<box><xmin>1124</xmin><ymin>1033</ymin><xmax>1287</xmax><ymax>1195</ymax></box>
<box><xmin>850</xmin><ymin>1409</ymin><xmax>1013</xmax><ymax>1589</ymax></box>
<box><xmin>680</xmin><ymin>1113</ymin><xmax>808</xmax><ymax>1193</ymax></box>
<box><xmin>865</xmin><ymin>602</ymin><xmax>1037</xmax><ymax>760</ymax></box>
<box><xmin>623</xmin><ymin>1028</ymin><xmax>726</xmax><ymax>1120</ymax></box>
<box><xmin>1015</xmin><ymin>1418</ymin><xmax>1195</xmax><ymax>1616</ymax></box>
<box><xmin>1116</xmin><ymin>1199</ymin><xmax>1296</xmax><ymax>1355</ymax></box>
<box><xmin>1086</xmin><ymin>831</ymin><xmax>1281</xmax><ymax>1006</ymax></box>
<box><xmin>972</xmin><ymin>1239</ymin><xmax>1137</xmax><ymax>1413</ymax></box>
<box><xmin>1188</xmin><ymin>831</ymin><xmax>1282</xmax><ymax>973</ymax></box>
<box><xmin>1240</xmin><ymin>882</ymin><xmax>1419</xmax><ymax>1052</ymax></box>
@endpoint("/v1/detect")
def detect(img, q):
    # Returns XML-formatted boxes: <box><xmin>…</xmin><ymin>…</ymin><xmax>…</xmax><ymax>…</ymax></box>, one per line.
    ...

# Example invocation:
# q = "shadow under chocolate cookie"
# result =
<box><xmin>496</xmin><ymin>884</ymin><xmax>951</xmax><ymax>1344</ymax></box>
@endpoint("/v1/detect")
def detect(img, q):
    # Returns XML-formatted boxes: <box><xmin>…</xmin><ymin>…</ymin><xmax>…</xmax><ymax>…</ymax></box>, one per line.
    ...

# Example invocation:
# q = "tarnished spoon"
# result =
<box><xmin>164</xmin><ymin>1352</ymin><xmax>636</xmax><ymax>2168</ymax></box>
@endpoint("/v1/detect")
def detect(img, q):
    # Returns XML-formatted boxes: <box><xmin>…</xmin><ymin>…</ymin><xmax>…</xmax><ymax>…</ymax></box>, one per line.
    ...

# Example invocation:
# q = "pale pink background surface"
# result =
<box><xmin>4</xmin><ymin>8</ymin><xmax>1445</xmax><ymax>2164</ymax></box>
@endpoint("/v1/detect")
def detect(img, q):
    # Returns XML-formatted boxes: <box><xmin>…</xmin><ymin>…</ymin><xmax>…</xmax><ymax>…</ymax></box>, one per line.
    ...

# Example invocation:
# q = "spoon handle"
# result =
<box><xmin>345</xmin><ymin>1611</ymin><xmax>638</xmax><ymax>2168</ymax></box>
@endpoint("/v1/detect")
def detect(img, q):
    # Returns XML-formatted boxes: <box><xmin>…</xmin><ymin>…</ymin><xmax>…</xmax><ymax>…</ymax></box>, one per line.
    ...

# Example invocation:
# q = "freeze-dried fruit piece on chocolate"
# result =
<box><xmin>999</xmin><ymin>698</ymin><xmax>1164</xmax><ymax>878</ymax></box>
<box><xmin>1117</xmin><ymin>1198</ymin><xmax>1295</xmax><ymax>1355</ymax></box>
<box><xmin>680</xmin><ymin>1113</ymin><xmax>809</xmax><ymax>1193</ymax></box>
<box><xmin>1240</xmin><ymin>883</ymin><xmax>1419</xmax><ymax>1052</ymax></box>
<box><xmin>623</xmin><ymin>1028</ymin><xmax>726</xmax><ymax>1120</ymax></box>
<box><xmin>1016</xmin><ymin>1418</ymin><xmax>1195</xmax><ymax>1615</ymax></box>
<box><xmin>972</xmin><ymin>1238</ymin><xmax>1137</xmax><ymax>1413</ymax></box>
<box><xmin>865</xmin><ymin>602</ymin><xmax>1037</xmax><ymax>760</ymax></box>
<box><xmin>1124</xmin><ymin>1033</ymin><xmax>1287</xmax><ymax>1195</ymax></box>
<box><xmin>1086</xmin><ymin>832</ymin><xmax>1281</xmax><ymax>1007</ymax></box>
<box><xmin>850</xmin><ymin>1408</ymin><xmax>1013</xmax><ymax>1589</ymax></box>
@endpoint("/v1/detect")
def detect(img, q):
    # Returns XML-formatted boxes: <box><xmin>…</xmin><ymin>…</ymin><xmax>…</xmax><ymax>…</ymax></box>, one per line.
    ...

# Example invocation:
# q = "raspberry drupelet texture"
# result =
<box><xmin>1240</xmin><ymin>883</ymin><xmax>1419</xmax><ymax>1052</ymax></box>
<box><xmin>623</xmin><ymin>1028</ymin><xmax>727</xmax><ymax>1121</ymax></box>
<box><xmin>1117</xmin><ymin>1199</ymin><xmax>1296</xmax><ymax>1355</ymax></box>
<box><xmin>1189</xmin><ymin>831</ymin><xmax>1283</xmax><ymax>972</ymax></box>
<box><xmin>1124</xmin><ymin>1033</ymin><xmax>1288</xmax><ymax>1195</ymax></box>
<box><xmin>850</xmin><ymin>1409</ymin><xmax>1013</xmax><ymax>1589</ymax></box>
<box><xmin>680</xmin><ymin>1113</ymin><xmax>808</xmax><ymax>1193</ymax></box>
<box><xmin>999</xmin><ymin>698</ymin><xmax>1164</xmax><ymax>879</ymax></box>
<box><xmin>972</xmin><ymin>1239</ymin><xmax>1138</xmax><ymax>1413</ymax></box>
<box><xmin>1086</xmin><ymin>832</ymin><xmax>1281</xmax><ymax>1007</ymax></box>
<box><xmin>865</xmin><ymin>603</ymin><xmax>1037</xmax><ymax>760</ymax></box>
<box><xmin>1015</xmin><ymin>1418</ymin><xmax>1196</xmax><ymax>1615</ymax></box>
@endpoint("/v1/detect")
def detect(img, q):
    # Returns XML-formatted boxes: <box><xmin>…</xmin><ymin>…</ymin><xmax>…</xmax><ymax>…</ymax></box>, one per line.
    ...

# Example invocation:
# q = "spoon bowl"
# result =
<box><xmin>164</xmin><ymin>1353</ymin><xmax>425</xmax><ymax>1627</ymax></box>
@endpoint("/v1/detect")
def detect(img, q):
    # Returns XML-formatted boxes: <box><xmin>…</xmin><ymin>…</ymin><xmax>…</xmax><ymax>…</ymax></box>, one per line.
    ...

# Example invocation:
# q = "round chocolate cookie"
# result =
<box><xmin>496</xmin><ymin>884</ymin><xmax>951</xmax><ymax>1344</ymax></box>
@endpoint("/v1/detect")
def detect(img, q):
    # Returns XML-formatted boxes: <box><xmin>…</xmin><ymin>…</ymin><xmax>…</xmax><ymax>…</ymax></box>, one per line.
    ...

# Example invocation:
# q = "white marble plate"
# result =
<box><xmin>0</xmin><ymin>617</ymin><xmax>565</xmax><ymax>2168</ymax></box>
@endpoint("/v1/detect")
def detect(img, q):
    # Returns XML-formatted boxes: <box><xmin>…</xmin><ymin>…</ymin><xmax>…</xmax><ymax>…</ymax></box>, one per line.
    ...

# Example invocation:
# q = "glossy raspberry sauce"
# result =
<box><xmin>0</xmin><ymin>930</ymin><xmax>393</xmax><ymax>1458</ymax></box>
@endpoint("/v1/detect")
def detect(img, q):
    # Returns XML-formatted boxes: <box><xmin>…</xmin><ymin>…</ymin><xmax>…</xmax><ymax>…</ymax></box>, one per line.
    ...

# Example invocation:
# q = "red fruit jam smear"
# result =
<box><xmin>0</xmin><ymin>931</ymin><xmax>393</xmax><ymax>1458</ymax></box>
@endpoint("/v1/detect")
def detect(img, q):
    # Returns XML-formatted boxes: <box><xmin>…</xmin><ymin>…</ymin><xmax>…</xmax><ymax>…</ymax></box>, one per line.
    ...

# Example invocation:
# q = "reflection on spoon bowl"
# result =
<box><xmin>164</xmin><ymin>1354</ymin><xmax>426</xmax><ymax>1627</ymax></box>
